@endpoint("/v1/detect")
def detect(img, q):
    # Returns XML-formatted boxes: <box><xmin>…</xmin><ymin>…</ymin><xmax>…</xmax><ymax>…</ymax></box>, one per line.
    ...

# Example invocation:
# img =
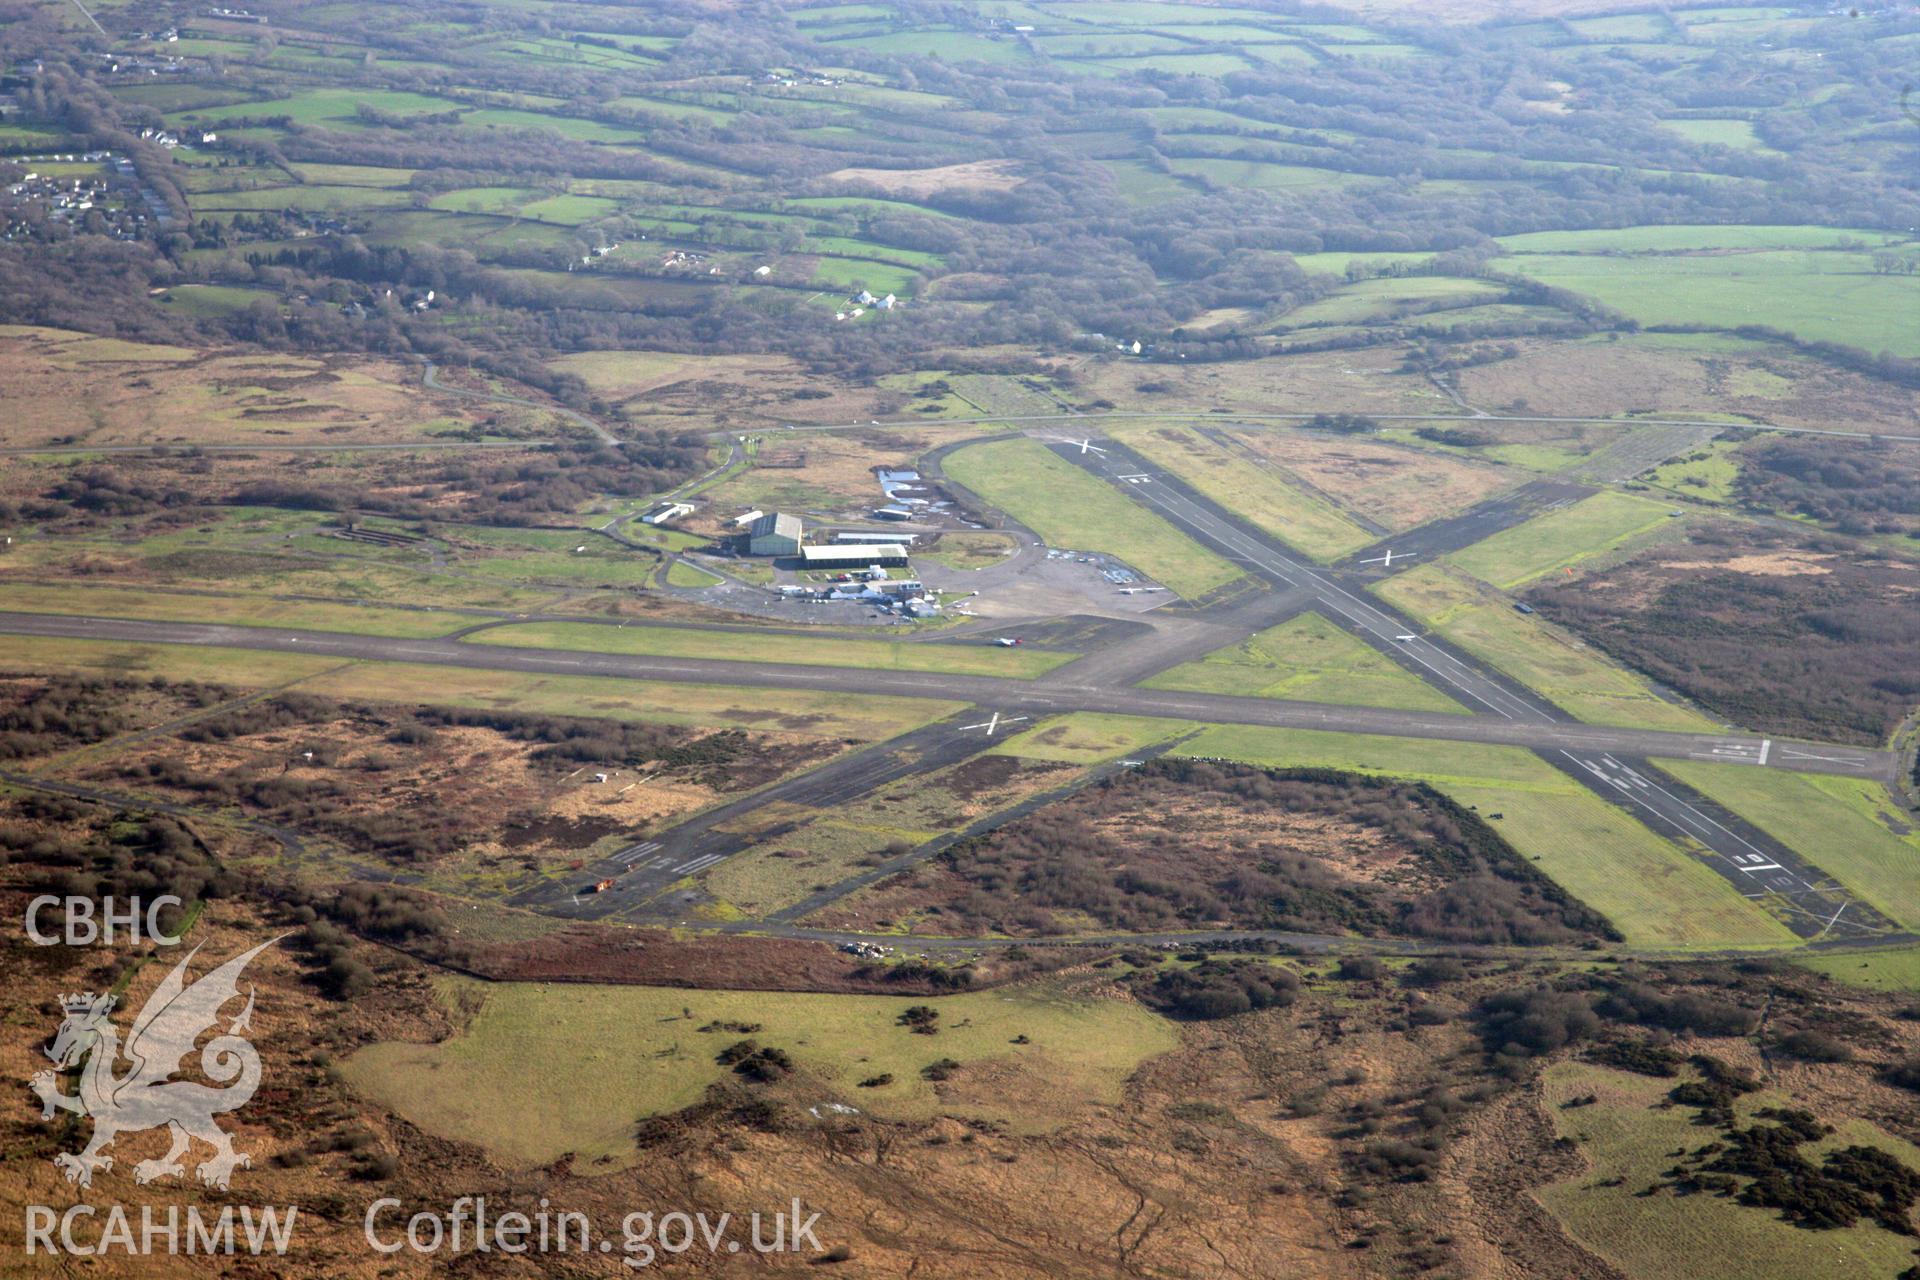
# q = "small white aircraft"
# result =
<box><xmin>1358</xmin><ymin>549</ymin><xmax>1416</xmax><ymax>568</ymax></box>
<box><xmin>960</xmin><ymin>712</ymin><xmax>1030</xmax><ymax>737</ymax></box>
<box><xmin>993</xmin><ymin>637</ymin><xmax>1023</xmax><ymax>647</ymax></box>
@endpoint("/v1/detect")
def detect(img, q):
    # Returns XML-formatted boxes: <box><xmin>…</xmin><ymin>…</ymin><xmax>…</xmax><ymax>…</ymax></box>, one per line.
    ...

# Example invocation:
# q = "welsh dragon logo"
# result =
<box><xmin>32</xmin><ymin>937</ymin><xmax>283</xmax><ymax>1191</ymax></box>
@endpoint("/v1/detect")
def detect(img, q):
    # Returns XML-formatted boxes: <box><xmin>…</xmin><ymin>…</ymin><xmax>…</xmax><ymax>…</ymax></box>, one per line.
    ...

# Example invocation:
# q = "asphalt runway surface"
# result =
<box><xmin>1335</xmin><ymin>479</ymin><xmax>1596</xmax><ymax>578</ymax></box>
<box><xmin>1036</xmin><ymin>436</ymin><xmax>1904</xmax><ymax>940</ymax></box>
<box><xmin>507</xmin><ymin>711</ymin><xmax>997</xmax><ymax>920</ymax></box>
<box><xmin>0</xmin><ymin>611</ymin><xmax>1889</xmax><ymax>781</ymax></box>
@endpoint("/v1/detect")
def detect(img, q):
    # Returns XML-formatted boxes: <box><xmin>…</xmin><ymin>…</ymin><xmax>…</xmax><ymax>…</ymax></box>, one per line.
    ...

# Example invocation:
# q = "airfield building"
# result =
<box><xmin>798</xmin><ymin>544</ymin><xmax>910</xmax><ymax>568</ymax></box>
<box><xmin>831</xmin><ymin>529</ymin><xmax>916</xmax><ymax>545</ymax></box>
<box><xmin>747</xmin><ymin>511</ymin><xmax>803</xmax><ymax>556</ymax></box>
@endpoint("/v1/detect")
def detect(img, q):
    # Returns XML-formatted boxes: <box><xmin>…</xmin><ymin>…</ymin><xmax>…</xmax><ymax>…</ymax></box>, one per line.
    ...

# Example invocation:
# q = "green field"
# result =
<box><xmin>1142</xmin><ymin>612</ymin><xmax>1467</xmax><ymax>714</ymax></box>
<box><xmin>1497</xmin><ymin>225</ymin><xmax>1907</xmax><ymax>253</ymax></box>
<box><xmin>0</xmin><ymin>635</ymin><xmax>962</xmax><ymax>741</ymax></box>
<box><xmin>1642</xmin><ymin>441</ymin><xmax>1742</xmax><ymax>503</ymax></box>
<box><xmin>0</xmin><ymin>635</ymin><xmax>348</xmax><ymax>688</ymax></box>
<box><xmin>1796</xmin><ymin>943</ymin><xmax>1920</xmax><ymax>992</ymax></box>
<box><xmin>1661</xmin><ymin>117</ymin><xmax>1777</xmax><ymax>152</ymax></box>
<box><xmin>1445</xmin><ymin>491</ymin><xmax>1676</xmax><ymax>588</ymax></box>
<box><xmin>988</xmin><ymin>713</ymin><xmax>1196</xmax><ymax>764</ymax></box>
<box><xmin>1272</xmin><ymin>276</ymin><xmax>1506</xmax><ymax>329</ymax></box>
<box><xmin>664</xmin><ymin>560</ymin><xmax>723</xmax><ymax>588</ymax></box>
<box><xmin>1175</xmin><ymin>725</ymin><xmax>1795</xmax><ymax>949</ymax></box>
<box><xmin>942</xmin><ymin>438</ymin><xmax>1244</xmax><ymax>598</ymax></box>
<box><xmin>1537</xmin><ymin>1061</ymin><xmax>1920</xmax><ymax>1280</ymax></box>
<box><xmin>0</xmin><ymin>583</ymin><xmax>463</xmax><ymax>638</ymax></box>
<box><xmin>1375</xmin><ymin>565</ymin><xmax>1720</xmax><ymax>732</ymax></box>
<box><xmin>1109</xmin><ymin>424</ymin><xmax>1372</xmax><ymax>561</ymax></box>
<box><xmin>1505</xmin><ymin>250</ymin><xmax>1920</xmax><ymax>357</ymax></box>
<box><xmin>342</xmin><ymin>977</ymin><xmax>1177</xmax><ymax>1167</ymax></box>
<box><xmin>1652</xmin><ymin>762</ymin><xmax>1920</xmax><ymax>931</ymax></box>
<box><xmin>461</xmin><ymin>620</ymin><xmax>1075</xmax><ymax>679</ymax></box>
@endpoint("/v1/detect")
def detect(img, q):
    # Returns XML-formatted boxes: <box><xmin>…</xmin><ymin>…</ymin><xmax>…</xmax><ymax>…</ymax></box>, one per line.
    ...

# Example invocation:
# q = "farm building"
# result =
<box><xmin>748</xmin><ymin>512</ymin><xmax>803</xmax><ymax>556</ymax></box>
<box><xmin>798</xmin><ymin>544</ymin><xmax>910</xmax><ymax>568</ymax></box>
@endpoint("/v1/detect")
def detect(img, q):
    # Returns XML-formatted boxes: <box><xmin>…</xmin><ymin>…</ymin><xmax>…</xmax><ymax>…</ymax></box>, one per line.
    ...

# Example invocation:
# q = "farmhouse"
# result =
<box><xmin>747</xmin><ymin>511</ymin><xmax>803</xmax><ymax>556</ymax></box>
<box><xmin>798</xmin><ymin>544</ymin><xmax>911</xmax><ymax>568</ymax></box>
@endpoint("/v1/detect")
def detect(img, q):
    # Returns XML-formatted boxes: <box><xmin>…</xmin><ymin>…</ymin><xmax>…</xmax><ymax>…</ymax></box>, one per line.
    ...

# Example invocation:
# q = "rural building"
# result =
<box><xmin>798</xmin><ymin>544</ymin><xmax>910</xmax><ymax>568</ymax></box>
<box><xmin>641</xmin><ymin>502</ymin><xmax>693</xmax><ymax>526</ymax></box>
<box><xmin>748</xmin><ymin>511</ymin><xmax>803</xmax><ymax>556</ymax></box>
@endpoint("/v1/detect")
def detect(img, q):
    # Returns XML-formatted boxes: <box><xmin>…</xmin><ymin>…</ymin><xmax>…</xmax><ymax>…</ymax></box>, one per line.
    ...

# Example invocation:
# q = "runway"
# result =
<box><xmin>0</xmin><ymin>610</ymin><xmax>1891</xmax><ymax>781</ymax></box>
<box><xmin>1032</xmin><ymin>437</ymin><xmax>1903</xmax><ymax>941</ymax></box>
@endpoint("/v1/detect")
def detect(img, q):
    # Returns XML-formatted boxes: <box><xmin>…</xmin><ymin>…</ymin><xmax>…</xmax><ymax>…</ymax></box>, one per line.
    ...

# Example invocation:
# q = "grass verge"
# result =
<box><xmin>1142</xmin><ymin>611</ymin><xmax>1467</xmax><ymax>714</ymax></box>
<box><xmin>1375</xmin><ymin>564</ymin><xmax>1720</xmax><ymax>732</ymax></box>
<box><xmin>1110</xmin><ymin>422</ymin><xmax>1373</xmax><ymax>561</ymax></box>
<box><xmin>943</xmin><ymin>438</ymin><xmax>1244</xmax><ymax>599</ymax></box>
<box><xmin>1652</xmin><ymin>761</ymin><xmax>1920</xmax><ymax>931</ymax></box>
<box><xmin>461</xmin><ymin>621</ymin><xmax>1075</xmax><ymax>679</ymax></box>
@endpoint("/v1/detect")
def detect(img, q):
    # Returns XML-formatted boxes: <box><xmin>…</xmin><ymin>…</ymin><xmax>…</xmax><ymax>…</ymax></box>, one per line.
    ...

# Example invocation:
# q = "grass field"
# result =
<box><xmin>988</xmin><ymin>713</ymin><xmax>1196</xmax><ymax>764</ymax></box>
<box><xmin>1109</xmin><ymin>424</ymin><xmax>1373</xmax><ymax>561</ymax></box>
<box><xmin>1174</xmin><ymin>725</ymin><xmax>1794</xmax><ymax>949</ymax></box>
<box><xmin>917</xmin><ymin>532</ymin><xmax>1020</xmax><ymax>570</ymax></box>
<box><xmin>1142</xmin><ymin>612</ymin><xmax>1467</xmax><ymax>714</ymax></box>
<box><xmin>0</xmin><ymin>635</ymin><xmax>346</xmax><ymax>688</ymax></box>
<box><xmin>1642</xmin><ymin>441</ymin><xmax>1742</xmax><ymax>503</ymax></box>
<box><xmin>462</xmin><ymin>621</ymin><xmax>1074</xmax><ymax>678</ymax></box>
<box><xmin>1796</xmin><ymin>943</ymin><xmax>1920</xmax><ymax>992</ymax></box>
<box><xmin>1444</xmin><ymin>491</ymin><xmax>1676</xmax><ymax>588</ymax></box>
<box><xmin>1498</xmin><ymin>228</ymin><xmax>1910</xmax><ymax>254</ymax></box>
<box><xmin>0</xmin><ymin>583</ymin><xmax>464</xmax><ymax>638</ymax></box>
<box><xmin>291</xmin><ymin>663</ymin><xmax>964</xmax><ymax>743</ymax></box>
<box><xmin>664</xmin><ymin>560</ymin><xmax>723</xmax><ymax>588</ymax></box>
<box><xmin>1375</xmin><ymin>565</ymin><xmax>1720</xmax><ymax>732</ymax></box>
<box><xmin>1652</xmin><ymin>762</ymin><xmax>1920</xmax><ymax>931</ymax></box>
<box><xmin>0</xmin><ymin>634</ymin><xmax>963</xmax><ymax>741</ymax></box>
<box><xmin>342</xmin><ymin>976</ymin><xmax>1177</xmax><ymax>1167</ymax></box>
<box><xmin>942</xmin><ymin>438</ymin><xmax>1244</xmax><ymax>598</ymax></box>
<box><xmin>1536</xmin><ymin>1061</ymin><xmax>1920</xmax><ymax>1280</ymax></box>
<box><xmin>1661</xmin><ymin>117</ymin><xmax>1778</xmax><ymax>152</ymax></box>
<box><xmin>1504</xmin><ymin>250</ymin><xmax>1920</xmax><ymax>357</ymax></box>
<box><xmin>1271</xmin><ymin>276</ymin><xmax>1506</xmax><ymax>329</ymax></box>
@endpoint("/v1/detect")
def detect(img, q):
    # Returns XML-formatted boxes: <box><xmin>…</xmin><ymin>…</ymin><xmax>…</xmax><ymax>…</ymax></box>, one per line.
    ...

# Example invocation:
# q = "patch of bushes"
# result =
<box><xmin>1589</xmin><ymin>1039</ymin><xmax>1685</xmax><ymax>1078</ymax></box>
<box><xmin>1132</xmin><ymin>959</ymin><xmax>1300</xmax><ymax>1021</ymax></box>
<box><xmin>717</xmin><ymin>1040</ymin><xmax>793</xmax><ymax>1083</ymax></box>
<box><xmin>928</xmin><ymin>760</ymin><xmax>1614</xmax><ymax>945</ymax></box>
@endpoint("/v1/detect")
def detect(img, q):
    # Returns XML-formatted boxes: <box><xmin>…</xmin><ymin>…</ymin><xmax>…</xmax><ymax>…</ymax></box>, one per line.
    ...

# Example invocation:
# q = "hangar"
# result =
<box><xmin>747</xmin><ymin>511</ymin><xmax>803</xmax><ymax>556</ymax></box>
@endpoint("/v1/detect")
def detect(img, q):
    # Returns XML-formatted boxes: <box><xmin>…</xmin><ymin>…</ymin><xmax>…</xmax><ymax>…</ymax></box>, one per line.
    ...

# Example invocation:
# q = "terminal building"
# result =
<box><xmin>747</xmin><ymin>511</ymin><xmax>802</xmax><ymax>556</ymax></box>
